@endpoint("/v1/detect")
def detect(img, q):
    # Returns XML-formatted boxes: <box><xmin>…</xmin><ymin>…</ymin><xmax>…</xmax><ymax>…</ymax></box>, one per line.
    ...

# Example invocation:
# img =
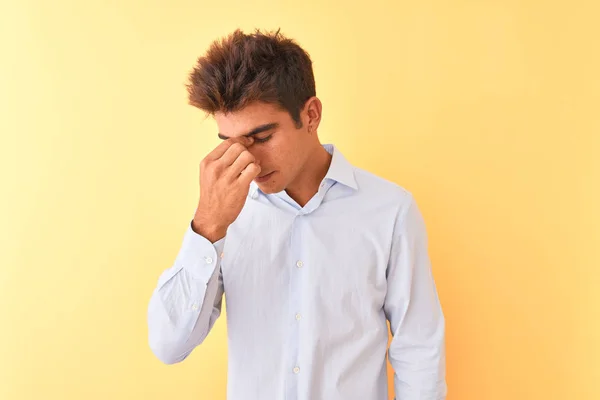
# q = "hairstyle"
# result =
<box><xmin>186</xmin><ymin>28</ymin><xmax>316</xmax><ymax>128</ymax></box>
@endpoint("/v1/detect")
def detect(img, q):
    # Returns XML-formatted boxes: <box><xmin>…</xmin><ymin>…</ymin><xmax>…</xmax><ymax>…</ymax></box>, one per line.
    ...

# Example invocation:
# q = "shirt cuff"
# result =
<box><xmin>177</xmin><ymin>221</ymin><xmax>225</xmax><ymax>282</ymax></box>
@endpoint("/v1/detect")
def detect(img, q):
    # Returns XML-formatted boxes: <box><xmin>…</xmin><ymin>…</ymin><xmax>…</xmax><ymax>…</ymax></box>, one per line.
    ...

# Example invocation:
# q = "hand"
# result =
<box><xmin>192</xmin><ymin>136</ymin><xmax>261</xmax><ymax>242</ymax></box>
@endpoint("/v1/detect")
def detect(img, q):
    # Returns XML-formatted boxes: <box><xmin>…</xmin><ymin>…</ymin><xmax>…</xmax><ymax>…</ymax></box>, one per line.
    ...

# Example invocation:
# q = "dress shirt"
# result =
<box><xmin>147</xmin><ymin>144</ymin><xmax>447</xmax><ymax>400</ymax></box>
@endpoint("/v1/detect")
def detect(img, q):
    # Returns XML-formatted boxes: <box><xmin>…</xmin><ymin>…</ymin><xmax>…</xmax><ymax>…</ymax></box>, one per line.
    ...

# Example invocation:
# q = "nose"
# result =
<box><xmin>246</xmin><ymin>141</ymin><xmax>264</xmax><ymax>165</ymax></box>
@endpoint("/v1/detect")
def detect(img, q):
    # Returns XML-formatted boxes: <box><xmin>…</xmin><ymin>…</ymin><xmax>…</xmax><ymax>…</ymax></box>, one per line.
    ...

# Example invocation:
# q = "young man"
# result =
<box><xmin>147</xmin><ymin>29</ymin><xmax>447</xmax><ymax>400</ymax></box>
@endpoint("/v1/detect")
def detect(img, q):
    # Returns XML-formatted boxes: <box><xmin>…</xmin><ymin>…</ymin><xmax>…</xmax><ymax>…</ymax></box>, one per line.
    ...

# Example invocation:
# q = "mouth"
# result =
<box><xmin>255</xmin><ymin>171</ymin><xmax>276</xmax><ymax>183</ymax></box>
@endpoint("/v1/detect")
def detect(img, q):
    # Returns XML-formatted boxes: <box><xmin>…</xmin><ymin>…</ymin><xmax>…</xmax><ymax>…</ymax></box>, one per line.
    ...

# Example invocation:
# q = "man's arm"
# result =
<box><xmin>147</xmin><ymin>135</ymin><xmax>260</xmax><ymax>364</ymax></box>
<box><xmin>384</xmin><ymin>194</ymin><xmax>447</xmax><ymax>399</ymax></box>
<box><xmin>147</xmin><ymin>222</ymin><xmax>225</xmax><ymax>364</ymax></box>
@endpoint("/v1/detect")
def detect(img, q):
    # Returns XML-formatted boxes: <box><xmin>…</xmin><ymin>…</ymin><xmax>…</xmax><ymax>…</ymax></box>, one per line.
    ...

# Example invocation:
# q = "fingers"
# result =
<box><xmin>202</xmin><ymin>135</ymin><xmax>260</xmax><ymax>187</ymax></box>
<box><xmin>238</xmin><ymin>162</ymin><xmax>261</xmax><ymax>186</ymax></box>
<box><xmin>207</xmin><ymin>136</ymin><xmax>253</xmax><ymax>161</ymax></box>
<box><xmin>220</xmin><ymin>141</ymin><xmax>250</xmax><ymax>167</ymax></box>
<box><xmin>227</xmin><ymin>149</ymin><xmax>256</xmax><ymax>179</ymax></box>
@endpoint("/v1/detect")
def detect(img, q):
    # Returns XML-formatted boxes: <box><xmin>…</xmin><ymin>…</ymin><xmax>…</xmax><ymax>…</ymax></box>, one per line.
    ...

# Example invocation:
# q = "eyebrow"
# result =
<box><xmin>218</xmin><ymin>122</ymin><xmax>279</xmax><ymax>140</ymax></box>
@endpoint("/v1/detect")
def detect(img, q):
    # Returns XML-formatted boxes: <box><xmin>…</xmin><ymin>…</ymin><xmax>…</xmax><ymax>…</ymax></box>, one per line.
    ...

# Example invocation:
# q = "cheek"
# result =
<box><xmin>256</xmin><ymin>138</ymin><xmax>283</xmax><ymax>160</ymax></box>
<box><xmin>250</xmin><ymin>142</ymin><xmax>277</xmax><ymax>166</ymax></box>
<box><xmin>254</xmin><ymin>133</ymin><xmax>299</xmax><ymax>169</ymax></box>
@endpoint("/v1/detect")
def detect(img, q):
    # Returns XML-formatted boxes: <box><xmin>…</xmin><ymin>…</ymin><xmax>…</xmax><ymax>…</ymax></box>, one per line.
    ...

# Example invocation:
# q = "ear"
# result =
<box><xmin>303</xmin><ymin>96</ymin><xmax>322</xmax><ymax>133</ymax></box>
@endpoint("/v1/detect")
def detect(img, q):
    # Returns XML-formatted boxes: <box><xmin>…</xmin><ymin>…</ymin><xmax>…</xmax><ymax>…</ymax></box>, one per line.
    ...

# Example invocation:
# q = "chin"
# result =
<box><xmin>256</xmin><ymin>182</ymin><xmax>283</xmax><ymax>194</ymax></box>
<box><xmin>256</xmin><ymin>182</ymin><xmax>286</xmax><ymax>195</ymax></box>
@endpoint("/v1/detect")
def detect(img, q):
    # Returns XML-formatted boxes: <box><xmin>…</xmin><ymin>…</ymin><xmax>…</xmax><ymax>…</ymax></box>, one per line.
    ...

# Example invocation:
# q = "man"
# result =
<box><xmin>147</xmin><ymin>28</ymin><xmax>447</xmax><ymax>400</ymax></box>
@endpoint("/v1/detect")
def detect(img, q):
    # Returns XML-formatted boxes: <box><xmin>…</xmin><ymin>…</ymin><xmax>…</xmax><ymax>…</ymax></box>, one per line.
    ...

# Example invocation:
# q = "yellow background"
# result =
<box><xmin>1</xmin><ymin>0</ymin><xmax>599</xmax><ymax>399</ymax></box>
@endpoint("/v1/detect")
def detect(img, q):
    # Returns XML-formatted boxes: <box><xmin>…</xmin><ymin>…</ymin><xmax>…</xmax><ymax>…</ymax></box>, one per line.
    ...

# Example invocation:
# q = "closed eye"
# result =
<box><xmin>253</xmin><ymin>134</ymin><xmax>273</xmax><ymax>143</ymax></box>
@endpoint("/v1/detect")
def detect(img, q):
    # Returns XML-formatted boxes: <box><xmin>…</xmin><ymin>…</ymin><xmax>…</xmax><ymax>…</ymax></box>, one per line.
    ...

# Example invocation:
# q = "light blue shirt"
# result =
<box><xmin>147</xmin><ymin>144</ymin><xmax>447</xmax><ymax>400</ymax></box>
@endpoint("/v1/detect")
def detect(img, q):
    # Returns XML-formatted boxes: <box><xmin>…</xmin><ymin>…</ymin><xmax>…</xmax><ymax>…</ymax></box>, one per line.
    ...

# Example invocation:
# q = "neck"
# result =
<box><xmin>285</xmin><ymin>144</ymin><xmax>332</xmax><ymax>208</ymax></box>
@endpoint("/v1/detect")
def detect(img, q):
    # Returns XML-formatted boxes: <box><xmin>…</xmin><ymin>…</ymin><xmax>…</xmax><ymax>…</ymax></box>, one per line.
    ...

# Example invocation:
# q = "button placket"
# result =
<box><xmin>286</xmin><ymin>213</ymin><xmax>305</xmax><ymax>396</ymax></box>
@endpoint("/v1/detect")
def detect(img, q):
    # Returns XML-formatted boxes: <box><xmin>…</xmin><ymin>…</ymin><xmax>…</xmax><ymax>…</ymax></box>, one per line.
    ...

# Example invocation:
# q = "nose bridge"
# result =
<box><xmin>248</xmin><ymin>145</ymin><xmax>263</xmax><ymax>165</ymax></box>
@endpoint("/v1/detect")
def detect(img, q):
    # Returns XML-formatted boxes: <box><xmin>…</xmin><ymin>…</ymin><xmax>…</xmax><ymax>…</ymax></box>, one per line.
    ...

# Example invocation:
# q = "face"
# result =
<box><xmin>215</xmin><ymin>100</ymin><xmax>319</xmax><ymax>194</ymax></box>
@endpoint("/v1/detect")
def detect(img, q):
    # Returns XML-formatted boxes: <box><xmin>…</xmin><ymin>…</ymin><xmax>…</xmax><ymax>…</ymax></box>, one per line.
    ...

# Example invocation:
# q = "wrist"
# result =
<box><xmin>192</xmin><ymin>214</ymin><xmax>227</xmax><ymax>243</ymax></box>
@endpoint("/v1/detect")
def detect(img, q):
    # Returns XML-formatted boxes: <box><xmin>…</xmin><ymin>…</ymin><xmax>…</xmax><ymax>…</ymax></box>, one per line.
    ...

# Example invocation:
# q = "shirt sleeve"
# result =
<box><xmin>147</xmin><ymin>220</ymin><xmax>226</xmax><ymax>364</ymax></box>
<box><xmin>384</xmin><ymin>194</ymin><xmax>447</xmax><ymax>399</ymax></box>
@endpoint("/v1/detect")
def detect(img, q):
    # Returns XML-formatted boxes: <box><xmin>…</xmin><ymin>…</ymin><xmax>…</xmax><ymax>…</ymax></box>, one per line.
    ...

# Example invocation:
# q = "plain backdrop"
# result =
<box><xmin>1</xmin><ymin>0</ymin><xmax>599</xmax><ymax>399</ymax></box>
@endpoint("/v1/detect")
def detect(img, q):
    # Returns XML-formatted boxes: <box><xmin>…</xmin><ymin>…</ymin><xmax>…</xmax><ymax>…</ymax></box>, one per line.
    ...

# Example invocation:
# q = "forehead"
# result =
<box><xmin>214</xmin><ymin>102</ymin><xmax>290</xmax><ymax>138</ymax></box>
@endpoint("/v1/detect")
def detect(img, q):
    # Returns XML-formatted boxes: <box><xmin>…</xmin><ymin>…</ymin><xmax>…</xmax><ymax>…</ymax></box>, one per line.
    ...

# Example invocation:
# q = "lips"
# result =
<box><xmin>255</xmin><ymin>171</ymin><xmax>276</xmax><ymax>183</ymax></box>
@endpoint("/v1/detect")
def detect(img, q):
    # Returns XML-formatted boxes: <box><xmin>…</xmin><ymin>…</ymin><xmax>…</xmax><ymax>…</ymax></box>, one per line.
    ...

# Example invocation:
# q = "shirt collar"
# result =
<box><xmin>321</xmin><ymin>144</ymin><xmax>358</xmax><ymax>190</ymax></box>
<box><xmin>249</xmin><ymin>143</ymin><xmax>357</xmax><ymax>198</ymax></box>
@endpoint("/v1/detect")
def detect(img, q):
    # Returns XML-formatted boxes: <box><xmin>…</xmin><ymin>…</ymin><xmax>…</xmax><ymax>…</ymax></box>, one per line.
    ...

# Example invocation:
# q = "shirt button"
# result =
<box><xmin>295</xmin><ymin>313</ymin><xmax>302</xmax><ymax>320</ymax></box>
<box><xmin>296</xmin><ymin>260</ymin><xmax>303</xmax><ymax>268</ymax></box>
<box><xmin>293</xmin><ymin>366</ymin><xmax>300</xmax><ymax>374</ymax></box>
<box><xmin>220</xmin><ymin>252</ymin><xmax>225</xmax><ymax>259</ymax></box>
<box><xmin>191</xmin><ymin>304</ymin><xmax>198</xmax><ymax>310</ymax></box>
<box><xmin>205</xmin><ymin>257</ymin><xmax>213</xmax><ymax>264</ymax></box>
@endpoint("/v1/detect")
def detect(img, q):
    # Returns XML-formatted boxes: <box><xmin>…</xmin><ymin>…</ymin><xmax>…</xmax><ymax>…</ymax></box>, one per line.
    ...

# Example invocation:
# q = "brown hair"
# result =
<box><xmin>186</xmin><ymin>28</ymin><xmax>316</xmax><ymax>128</ymax></box>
